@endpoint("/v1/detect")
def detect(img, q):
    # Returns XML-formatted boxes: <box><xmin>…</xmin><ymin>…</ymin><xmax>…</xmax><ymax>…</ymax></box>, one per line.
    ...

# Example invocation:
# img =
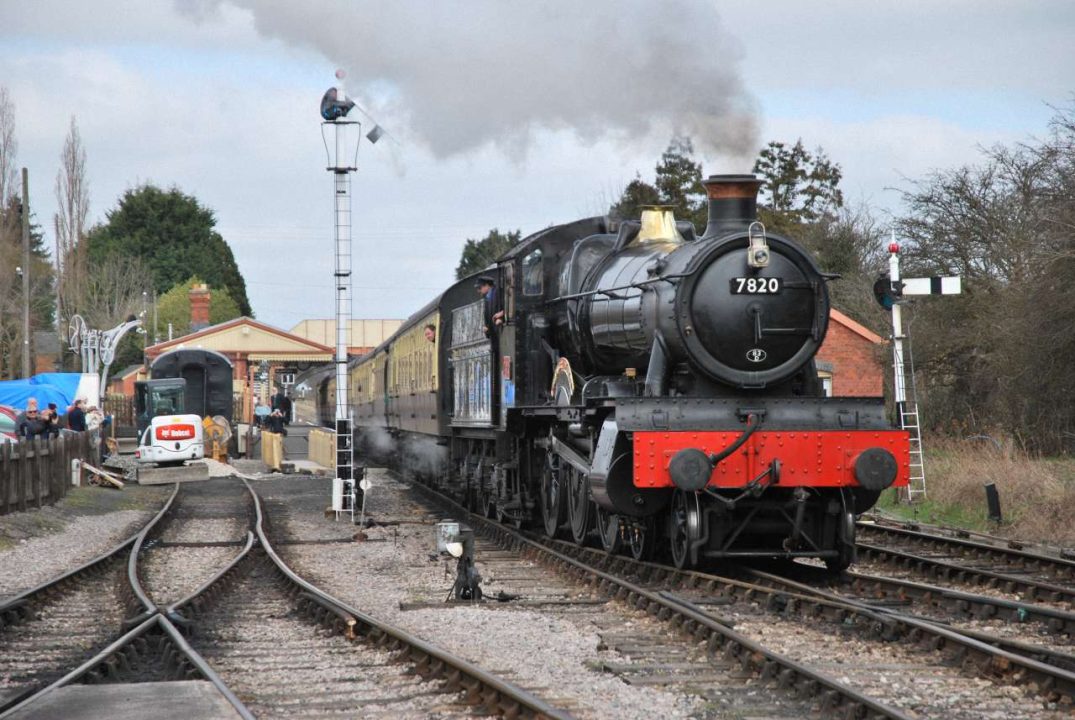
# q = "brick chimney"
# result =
<box><xmin>189</xmin><ymin>283</ymin><xmax>211</xmax><ymax>331</ymax></box>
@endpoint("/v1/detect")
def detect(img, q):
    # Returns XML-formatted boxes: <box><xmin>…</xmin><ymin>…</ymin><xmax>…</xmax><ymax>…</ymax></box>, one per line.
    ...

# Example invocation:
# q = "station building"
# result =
<box><xmin>816</xmin><ymin>309</ymin><xmax>885</xmax><ymax>396</ymax></box>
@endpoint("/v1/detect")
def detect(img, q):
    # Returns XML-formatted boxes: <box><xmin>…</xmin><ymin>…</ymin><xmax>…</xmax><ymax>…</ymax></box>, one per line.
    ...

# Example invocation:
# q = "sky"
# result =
<box><xmin>1</xmin><ymin>1</ymin><xmax>1072</xmax><ymax>331</ymax></box>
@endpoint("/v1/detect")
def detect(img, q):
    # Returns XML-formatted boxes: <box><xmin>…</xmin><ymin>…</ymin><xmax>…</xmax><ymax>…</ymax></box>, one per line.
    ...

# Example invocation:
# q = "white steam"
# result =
<box><xmin>185</xmin><ymin>0</ymin><xmax>758</xmax><ymax>159</ymax></box>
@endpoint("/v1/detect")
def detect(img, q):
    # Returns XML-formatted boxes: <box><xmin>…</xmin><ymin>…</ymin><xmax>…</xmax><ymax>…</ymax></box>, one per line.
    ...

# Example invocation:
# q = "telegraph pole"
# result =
<box><xmin>21</xmin><ymin>167</ymin><xmax>30</xmax><ymax>378</ymax></box>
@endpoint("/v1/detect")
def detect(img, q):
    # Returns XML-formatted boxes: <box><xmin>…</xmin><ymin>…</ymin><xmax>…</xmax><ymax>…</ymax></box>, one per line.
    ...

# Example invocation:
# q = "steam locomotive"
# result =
<box><xmin>325</xmin><ymin>174</ymin><xmax>908</xmax><ymax>570</ymax></box>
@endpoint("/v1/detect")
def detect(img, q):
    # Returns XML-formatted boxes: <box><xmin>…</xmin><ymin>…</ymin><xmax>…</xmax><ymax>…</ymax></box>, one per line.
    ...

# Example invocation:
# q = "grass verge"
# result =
<box><xmin>877</xmin><ymin>437</ymin><xmax>1075</xmax><ymax>546</ymax></box>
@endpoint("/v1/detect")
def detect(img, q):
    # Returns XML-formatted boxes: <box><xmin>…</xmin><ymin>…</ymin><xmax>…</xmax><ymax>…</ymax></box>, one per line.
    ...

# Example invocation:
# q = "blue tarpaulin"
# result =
<box><xmin>0</xmin><ymin>373</ymin><xmax>88</xmax><ymax>413</ymax></box>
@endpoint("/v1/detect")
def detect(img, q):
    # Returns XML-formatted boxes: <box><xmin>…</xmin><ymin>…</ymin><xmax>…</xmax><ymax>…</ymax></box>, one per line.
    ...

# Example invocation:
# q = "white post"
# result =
<box><xmin>888</xmin><ymin>239</ymin><xmax>906</xmax><ymax>412</ymax></box>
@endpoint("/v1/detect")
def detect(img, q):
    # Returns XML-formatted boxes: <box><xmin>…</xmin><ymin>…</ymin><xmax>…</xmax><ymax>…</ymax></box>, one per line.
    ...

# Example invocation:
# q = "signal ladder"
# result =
<box><xmin>893</xmin><ymin>332</ymin><xmax>926</xmax><ymax>501</ymax></box>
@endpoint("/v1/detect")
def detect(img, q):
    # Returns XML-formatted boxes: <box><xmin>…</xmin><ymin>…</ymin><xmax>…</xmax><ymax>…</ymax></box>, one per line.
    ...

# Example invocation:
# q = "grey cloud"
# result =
<box><xmin>190</xmin><ymin>0</ymin><xmax>758</xmax><ymax>159</ymax></box>
<box><xmin>718</xmin><ymin>0</ymin><xmax>1075</xmax><ymax>96</ymax></box>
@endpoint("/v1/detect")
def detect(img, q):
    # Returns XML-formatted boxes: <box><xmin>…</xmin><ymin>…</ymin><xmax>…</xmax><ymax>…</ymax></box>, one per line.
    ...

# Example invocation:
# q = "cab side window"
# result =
<box><xmin>522</xmin><ymin>248</ymin><xmax>543</xmax><ymax>296</ymax></box>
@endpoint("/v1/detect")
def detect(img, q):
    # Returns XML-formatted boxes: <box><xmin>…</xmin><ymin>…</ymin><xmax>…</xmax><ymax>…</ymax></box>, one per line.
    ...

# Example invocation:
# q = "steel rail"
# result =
<box><xmin>127</xmin><ymin>482</ymin><xmax>257</xmax><ymax>621</ymax></box>
<box><xmin>740</xmin><ymin>559</ymin><xmax>1075</xmax><ymax>635</ymax></box>
<box><xmin>857</xmin><ymin>521</ymin><xmax>1075</xmax><ymax>580</ymax></box>
<box><xmin>244</xmin><ymin>480</ymin><xmax>572</xmax><ymax>720</ymax></box>
<box><xmin>404</xmin><ymin>476</ymin><xmax>1075</xmax><ymax>708</ymax></box>
<box><xmin>0</xmin><ymin>614</ymin><xmax>255</xmax><ymax>720</ymax></box>
<box><xmin>844</xmin><ymin>564</ymin><xmax>1075</xmax><ymax>631</ymax></box>
<box><xmin>865</xmin><ymin>513</ymin><xmax>1075</xmax><ymax>560</ymax></box>
<box><xmin>528</xmin><ymin>532</ymin><xmax>1075</xmax><ymax>705</ymax></box>
<box><xmin>0</xmin><ymin>483</ymin><xmax>179</xmax><ymax>631</ymax></box>
<box><xmin>737</xmin><ymin>566</ymin><xmax>1075</xmax><ymax>675</ymax></box>
<box><xmin>856</xmin><ymin>540</ymin><xmax>1075</xmax><ymax>606</ymax></box>
<box><xmin>407</xmin><ymin>480</ymin><xmax>909</xmax><ymax>720</ymax></box>
<box><xmin>125</xmin><ymin>483</ymin><xmax>184</xmax><ymax>621</ymax></box>
<box><xmin>164</xmin><ymin>530</ymin><xmax>256</xmax><ymax>622</ymax></box>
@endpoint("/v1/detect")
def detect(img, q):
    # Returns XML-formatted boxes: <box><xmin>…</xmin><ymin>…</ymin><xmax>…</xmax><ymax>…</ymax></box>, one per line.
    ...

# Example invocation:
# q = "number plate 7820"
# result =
<box><xmin>730</xmin><ymin>277</ymin><xmax>782</xmax><ymax>294</ymax></box>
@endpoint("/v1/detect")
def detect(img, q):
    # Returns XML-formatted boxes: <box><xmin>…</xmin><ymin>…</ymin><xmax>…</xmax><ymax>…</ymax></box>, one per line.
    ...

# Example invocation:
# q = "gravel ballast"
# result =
<box><xmin>0</xmin><ymin>484</ymin><xmax>169</xmax><ymax>601</ymax></box>
<box><xmin>254</xmin><ymin>471</ymin><xmax>723</xmax><ymax>720</ymax></box>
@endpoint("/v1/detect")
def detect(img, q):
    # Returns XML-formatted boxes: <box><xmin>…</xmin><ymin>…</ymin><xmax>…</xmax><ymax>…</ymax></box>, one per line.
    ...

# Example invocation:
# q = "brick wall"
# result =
<box><xmin>816</xmin><ymin>313</ymin><xmax>884</xmax><ymax>396</ymax></box>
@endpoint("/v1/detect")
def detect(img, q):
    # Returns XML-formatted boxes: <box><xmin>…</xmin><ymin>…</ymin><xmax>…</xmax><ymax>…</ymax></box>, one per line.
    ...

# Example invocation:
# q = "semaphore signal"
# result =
<box><xmin>874</xmin><ymin>234</ymin><xmax>962</xmax><ymax>502</ymax></box>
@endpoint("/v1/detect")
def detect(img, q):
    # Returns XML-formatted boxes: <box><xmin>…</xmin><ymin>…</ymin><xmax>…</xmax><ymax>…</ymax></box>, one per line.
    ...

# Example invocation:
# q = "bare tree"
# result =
<box><xmin>893</xmin><ymin>103</ymin><xmax>1075</xmax><ymax>452</ymax></box>
<box><xmin>0</xmin><ymin>88</ymin><xmax>17</xmax><ymax>378</ymax></box>
<box><xmin>54</xmin><ymin>115</ymin><xmax>90</xmax><ymax>327</ymax></box>
<box><xmin>0</xmin><ymin>87</ymin><xmax>16</xmax><ymax>209</ymax></box>
<box><xmin>76</xmin><ymin>254</ymin><xmax>153</xmax><ymax>331</ymax></box>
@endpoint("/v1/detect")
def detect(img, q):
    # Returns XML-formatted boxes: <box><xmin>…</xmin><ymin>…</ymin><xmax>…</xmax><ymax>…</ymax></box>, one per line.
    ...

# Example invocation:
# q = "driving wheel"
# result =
<box><xmin>567</xmin><ymin>466</ymin><xmax>591</xmax><ymax>546</ymax></box>
<box><xmin>540</xmin><ymin>455</ymin><xmax>566</xmax><ymax>538</ymax></box>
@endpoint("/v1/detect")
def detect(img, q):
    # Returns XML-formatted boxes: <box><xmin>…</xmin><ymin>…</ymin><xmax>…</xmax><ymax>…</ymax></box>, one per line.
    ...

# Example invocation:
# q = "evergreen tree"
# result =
<box><xmin>455</xmin><ymin>229</ymin><xmax>522</xmax><ymax>280</ymax></box>
<box><xmin>752</xmin><ymin>139</ymin><xmax>844</xmax><ymax>231</ymax></box>
<box><xmin>608</xmin><ymin>175</ymin><xmax>660</xmax><ymax>222</ymax></box>
<box><xmin>654</xmin><ymin>137</ymin><xmax>707</xmax><ymax>229</ymax></box>
<box><xmin>86</xmin><ymin>185</ymin><xmax>252</xmax><ymax>315</ymax></box>
<box><xmin>609</xmin><ymin>137</ymin><xmax>707</xmax><ymax>230</ymax></box>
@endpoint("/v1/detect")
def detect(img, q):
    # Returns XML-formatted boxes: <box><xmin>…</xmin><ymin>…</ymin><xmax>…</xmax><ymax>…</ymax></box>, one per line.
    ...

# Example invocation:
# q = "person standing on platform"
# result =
<box><xmin>266</xmin><ymin>409</ymin><xmax>287</xmax><ymax>435</ymax></box>
<box><xmin>271</xmin><ymin>386</ymin><xmax>293</xmax><ymax>425</ymax></box>
<box><xmin>67</xmin><ymin>398</ymin><xmax>87</xmax><ymax>432</ymax></box>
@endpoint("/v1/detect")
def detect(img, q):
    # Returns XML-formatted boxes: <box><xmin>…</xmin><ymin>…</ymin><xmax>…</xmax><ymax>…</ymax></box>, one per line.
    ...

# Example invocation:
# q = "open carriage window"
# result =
<box><xmin>522</xmin><ymin>248</ymin><xmax>543</xmax><ymax>296</ymax></box>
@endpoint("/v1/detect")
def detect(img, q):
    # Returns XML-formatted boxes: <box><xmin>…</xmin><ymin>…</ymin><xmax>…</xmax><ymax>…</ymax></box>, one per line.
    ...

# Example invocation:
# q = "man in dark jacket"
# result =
<box><xmin>67</xmin><ymin>399</ymin><xmax>87</xmax><ymax>432</ymax></box>
<box><xmin>271</xmin><ymin>387</ymin><xmax>293</xmax><ymax>426</ymax></box>
<box><xmin>476</xmin><ymin>275</ymin><xmax>503</xmax><ymax>338</ymax></box>
<box><xmin>266</xmin><ymin>409</ymin><xmax>287</xmax><ymax>435</ymax></box>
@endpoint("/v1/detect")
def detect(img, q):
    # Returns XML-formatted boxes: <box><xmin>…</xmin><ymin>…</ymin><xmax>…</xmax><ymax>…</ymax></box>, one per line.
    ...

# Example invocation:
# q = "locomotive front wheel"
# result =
<box><xmin>540</xmin><ymin>457</ymin><xmax>566</xmax><ymax>539</ymax></box>
<box><xmin>567</xmin><ymin>467</ymin><xmax>592</xmax><ymax>546</ymax></box>
<box><xmin>595</xmin><ymin>506</ymin><xmax>622</xmax><ymax>554</ymax></box>
<box><xmin>669</xmin><ymin>489</ymin><xmax>700</xmax><ymax>570</ymax></box>
<box><xmin>825</xmin><ymin>508</ymin><xmax>856</xmax><ymax>573</ymax></box>
<box><xmin>628</xmin><ymin>518</ymin><xmax>654</xmax><ymax>561</ymax></box>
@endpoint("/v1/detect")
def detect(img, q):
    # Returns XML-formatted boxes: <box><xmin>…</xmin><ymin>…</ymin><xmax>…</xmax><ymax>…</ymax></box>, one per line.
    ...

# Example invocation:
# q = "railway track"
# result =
<box><xmin>405</xmin><ymin>476</ymin><xmax>916</xmax><ymax>719</ymax></box>
<box><xmin>0</xmin><ymin>485</ymin><xmax>178</xmax><ymax>713</ymax></box>
<box><xmin>856</xmin><ymin>520</ymin><xmax>1075</xmax><ymax>602</ymax></box>
<box><xmin>733</xmin><ymin>564</ymin><xmax>1075</xmax><ymax>674</ymax></box>
<box><xmin>136</xmin><ymin>480</ymin><xmax>253</xmax><ymax>609</ymax></box>
<box><xmin>402</xmin><ymin>473</ymin><xmax>1075</xmax><ymax>718</ymax></box>
<box><xmin>268</xmin><ymin>474</ymin><xmax>820</xmax><ymax>718</ymax></box>
<box><xmin>2</xmin><ymin>478</ymin><xmax>565</xmax><ymax>719</ymax></box>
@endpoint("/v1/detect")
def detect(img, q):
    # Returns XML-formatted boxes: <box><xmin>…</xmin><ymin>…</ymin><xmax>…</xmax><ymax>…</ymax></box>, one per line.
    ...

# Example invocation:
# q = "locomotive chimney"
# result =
<box><xmin>701</xmin><ymin>174</ymin><xmax>765</xmax><ymax>238</ymax></box>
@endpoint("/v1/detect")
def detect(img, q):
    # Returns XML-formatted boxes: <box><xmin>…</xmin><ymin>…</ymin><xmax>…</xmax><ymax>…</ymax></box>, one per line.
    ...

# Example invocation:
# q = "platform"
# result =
<box><xmin>6</xmin><ymin>680</ymin><xmax>243</xmax><ymax>720</ymax></box>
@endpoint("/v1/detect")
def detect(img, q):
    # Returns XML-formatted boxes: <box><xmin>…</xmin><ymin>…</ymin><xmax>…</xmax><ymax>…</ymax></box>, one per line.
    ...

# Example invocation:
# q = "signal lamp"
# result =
<box><xmin>873</xmin><ymin>275</ymin><xmax>904</xmax><ymax>310</ymax></box>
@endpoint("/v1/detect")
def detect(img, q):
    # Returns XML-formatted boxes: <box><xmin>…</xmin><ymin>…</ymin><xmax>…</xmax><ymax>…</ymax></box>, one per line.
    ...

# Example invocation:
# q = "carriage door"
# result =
<box><xmin>449</xmin><ymin>301</ymin><xmax>492</xmax><ymax>426</ymax></box>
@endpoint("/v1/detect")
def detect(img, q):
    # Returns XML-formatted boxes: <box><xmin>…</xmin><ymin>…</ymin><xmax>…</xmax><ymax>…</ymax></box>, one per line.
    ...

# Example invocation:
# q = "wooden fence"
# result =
<box><xmin>0</xmin><ymin>433</ymin><xmax>98</xmax><ymax>516</ymax></box>
<box><xmin>105</xmin><ymin>393</ymin><xmax>134</xmax><ymax>427</ymax></box>
<box><xmin>309</xmin><ymin>428</ymin><xmax>336</xmax><ymax>470</ymax></box>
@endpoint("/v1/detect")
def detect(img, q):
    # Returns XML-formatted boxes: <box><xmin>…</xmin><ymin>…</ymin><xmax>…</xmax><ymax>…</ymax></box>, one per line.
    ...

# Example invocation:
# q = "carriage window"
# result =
<box><xmin>522</xmin><ymin>248</ymin><xmax>543</xmax><ymax>295</ymax></box>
